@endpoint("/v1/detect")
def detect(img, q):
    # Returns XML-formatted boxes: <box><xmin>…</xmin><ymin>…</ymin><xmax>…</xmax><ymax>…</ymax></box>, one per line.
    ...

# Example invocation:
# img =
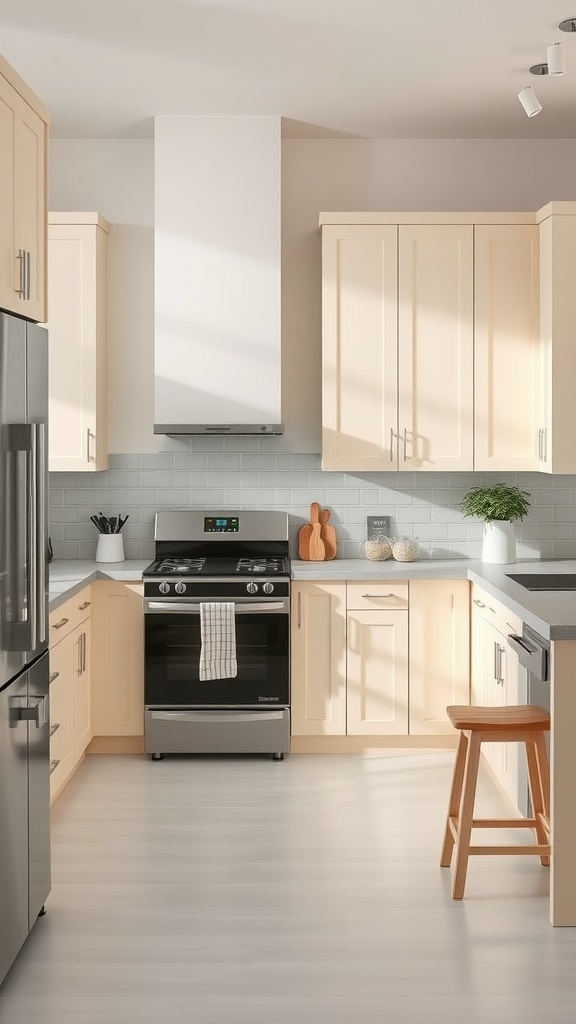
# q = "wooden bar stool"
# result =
<box><xmin>440</xmin><ymin>705</ymin><xmax>551</xmax><ymax>900</ymax></box>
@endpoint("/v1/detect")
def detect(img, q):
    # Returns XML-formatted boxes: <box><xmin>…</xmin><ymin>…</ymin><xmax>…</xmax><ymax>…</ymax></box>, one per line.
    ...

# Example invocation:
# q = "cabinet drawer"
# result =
<box><xmin>49</xmin><ymin>587</ymin><xmax>92</xmax><ymax>646</ymax></box>
<box><xmin>471</xmin><ymin>584</ymin><xmax>522</xmax><ymax>639</ymax></box>
<box><xmin>347</xmin><ymin>582</ymin><xmax>408</xmax><ymax>610</ymax></box>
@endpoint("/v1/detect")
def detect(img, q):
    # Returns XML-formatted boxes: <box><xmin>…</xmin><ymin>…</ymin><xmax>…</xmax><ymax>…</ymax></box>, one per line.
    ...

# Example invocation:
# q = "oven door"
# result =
<box><xmin>144</xmin><ymin>597</ymin><xmax>290</xmax><ymax>707</ymax></box>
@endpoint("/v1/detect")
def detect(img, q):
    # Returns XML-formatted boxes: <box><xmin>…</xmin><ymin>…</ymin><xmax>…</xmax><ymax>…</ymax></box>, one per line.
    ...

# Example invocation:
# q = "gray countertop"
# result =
<box><xmin>49</xmin><ymin>557</ymin><xmax>576</xmax><ymax>641</ymax></box>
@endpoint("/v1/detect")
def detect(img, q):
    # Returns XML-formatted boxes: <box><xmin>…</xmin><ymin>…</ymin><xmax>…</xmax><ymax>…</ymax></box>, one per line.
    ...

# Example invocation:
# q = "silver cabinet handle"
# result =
<box><xmin>493</xmin><ymin>640</ymin><xmax>498</xmax><ymax>681</ymax></box>
<box><xmin>473</xmin><ymin>599</ymin><xmax>485</xmax><ymax>608</ymax></box>
<box><xmin>361</xmin><ymin>593</ymin><xmax>397</xmax><ymax>599</ymax></box>
<box><xmin>16</xmin><ymin>248</ymin><xmax>25</xmax><ymax>296</ymax></box>
<box><xmin>403</xmin><ymin>427</ymin><xmax>407</xmax><ymax>462</ymax></box>
<box><xmin>49</xmin><ymin>671</ymin><xmax>60</xmax><ymax>684</ymax></box>
<box><xmin>52</xmin><ymin>617</ymin><xmax>69</xmax><ymax>630</ymax></box>
<box><xmin>389</xmin><ymin>427</ymin><xmax>394</xmax><ymax>462</ymax></box>
<box><xmin>82</xmin><ymin>631</ymin><xmax>87</xmax><ymax>672</ymax></box>
<box><xmin>539</xmin><ymin>427</ymin><xmax>548</xmax><ymax>462</ymax></box>
<box><xmin>78</xmin><ymin>601</ymin><xmax>91</xmax><ymax>611</ymax></box>
<box><xmin>77</xmin><ymin>634</ymin><xmax>82</xmax><ymax>675</ymax></box>
<box><xmin>25</xmin><ymin>250</ymin><xmax>31</xmax><ymax>300</ymax></box>
<box><xmin>297</xmin><ymin>591</ymin><xmax>302</xmax><ymax>629</ymax></box>
<box><xmin>86</xmin><ymin>428</ymin><xmax>92</xmax><ymax>463</ymax></box>
<box><xmin>50</xmin><ymin>722</ymin><xmax>60</xmax><ymax>737</ymax></box>
<box><xmin>49</xmin><ymin>759</ymin><xmax>60</xmax><ymax>775</ymax></box>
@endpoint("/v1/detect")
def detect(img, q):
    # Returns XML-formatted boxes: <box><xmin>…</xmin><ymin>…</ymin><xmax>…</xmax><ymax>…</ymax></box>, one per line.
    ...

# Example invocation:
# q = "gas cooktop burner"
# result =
<box><xmin>145</xmin><ymin>555</ymin><xmax>289</xmax><ymax>578</ymax></box>
<box><xmin>236</xmin><ymin>558</ymin><xmax>284</xmax><ymax>574</ymax></box>
<box><xmin>156</xmin><ymin>558</ymin><xmax>206</xmax><ymax>574</ymax></box>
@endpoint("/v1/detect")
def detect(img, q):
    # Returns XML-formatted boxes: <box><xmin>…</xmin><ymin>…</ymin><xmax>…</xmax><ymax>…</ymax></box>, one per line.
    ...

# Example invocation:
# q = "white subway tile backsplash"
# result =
<box><xmin>49</xmin><ymin>447</ymin><xmax>576</xmax><ymax>558</ymax></box>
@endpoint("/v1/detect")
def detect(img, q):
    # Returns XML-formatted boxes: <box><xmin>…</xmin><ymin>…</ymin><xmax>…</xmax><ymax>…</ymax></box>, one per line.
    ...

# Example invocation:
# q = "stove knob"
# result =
<box><xmin>246</xmin><ymin>582</ymin><xmax>259</xmax><ymax>595</ymax></box>
<box><xmin>159</xmin><ymin>581</ymin><xmax>170</xmax><ymax>595</ymax></box>
<box><xmin>175</xmin><ymin>582</ymin><xmax>187</xmax><ymax>595</ymax></box>
<box><xmin>262</xmin><ymin>582</ymin><xmax>274</xmax><ymax>595</ymax></box>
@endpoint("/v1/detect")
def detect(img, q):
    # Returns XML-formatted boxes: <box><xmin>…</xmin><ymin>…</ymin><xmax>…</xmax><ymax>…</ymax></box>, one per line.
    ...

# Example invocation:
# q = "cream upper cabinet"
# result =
<box><xmin>47</xmin><ymin>213</ymin><xmax>109</xmax><ymax>472</ymax></box>
<box><xmin>91</xmin><ymin>581</ymin><xmax>144</xmax><ymax>737</ymax></box>
<box><xmin>0</xmin><ymin>56</ymin><xmax>48</xmax><ymax>322</ymax></box>
<box><xmin>408</xmin><ymin>580</ymin><xmax>470</xmax><ymax>735</ymax></box>
<box><xmin>397</xmin><ymin>225</ymin><xmax>474</xmax><ymax>471</ymax></box>
<box><xmin>538</xmin><ymin>203</ymin><xmax>576</xmax><ymax>474</ymax></box>
<box><xmin>474</xmin><ymin>224</ymin><xmax>541</xmax><ymax>471</ymax></box>
<box><xmin>291</xmin><ymin>583</ymin><xmax>347</xmax><ymax>735</ymax></box>
<box><xmin>321</xmin><ymin>220</ymin><xmax>473</xmax><ymax>472</ymax></box>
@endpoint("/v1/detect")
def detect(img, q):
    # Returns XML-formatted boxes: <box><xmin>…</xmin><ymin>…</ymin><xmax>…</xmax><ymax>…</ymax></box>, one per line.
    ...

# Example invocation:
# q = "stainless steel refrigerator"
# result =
<box><xmin>0</xmin><ymin>311</ymin><xmax>50</xmax><ymax>987</ymax></box>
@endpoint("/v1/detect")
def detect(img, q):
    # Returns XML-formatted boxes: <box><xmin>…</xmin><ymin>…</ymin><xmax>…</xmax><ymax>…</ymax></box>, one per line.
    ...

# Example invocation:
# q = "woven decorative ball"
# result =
<box><xmin>392</xmin><ymin>537</ymin><xmax>419</xmax><ymax>562</ymax></box>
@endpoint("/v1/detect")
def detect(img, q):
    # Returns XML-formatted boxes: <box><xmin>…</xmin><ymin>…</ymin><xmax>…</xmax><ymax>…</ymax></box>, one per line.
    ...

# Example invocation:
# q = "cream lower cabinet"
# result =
<box><xmin>91</xmin><ymin>581</ymin><xmax>144</xmax><ymax>737</ymax></box>
<box><xmin>408</xmin><ymin>580</ymin><xmax>470</xmax><ymax>734</ymax></box>
<box><xmin>48</xmin><ymin>213</ymin><xmax>109</xmax><ymax>471</ymax></box>
<box><xmin>49</xmin><ymin>588</ymin><xmax>92</xmax><ymax>804</ymax></box>
<box><xmin>291</xmin><ymin>579</ymin><xmax>469</xmax><ymax>740</ymax></box>
<box><xmin>290</xmin><ymin>583</ymin><xmax>347</xmax><ymax>735</ymax></box>
<box><xmin>0</xmin><ymin>57</ymin><xmax>48</xmax><ymax>322</ymax></box>
<box><xmin>470</xmin><ymin>584</ymin><xmax>523</xmax><ymax>808</ymax></box>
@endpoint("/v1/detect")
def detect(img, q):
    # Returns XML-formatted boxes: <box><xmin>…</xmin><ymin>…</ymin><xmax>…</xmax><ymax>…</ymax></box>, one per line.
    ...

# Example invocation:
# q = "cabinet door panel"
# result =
<box><xmin>91</xmin><ymin>582</ymin><xmax>144</xmax><ymax>736</ymax></box>
<box><xmin>346</xmin><ymin>610</ymin><xmax>408</xmax><ymax>735</ymax></box>
<box><xmin>291</xmin><ymin>583</ymin><xmax>347</xmax><ymax>735</ymax></box>
<box><xmin>409</xmin><ymin>580</ymin><xmax>470</xmax><ymax>734</ymax></box>
<box><xmin>322</xmin><ymin>225</ymin><xmax>398</xmax><ymax>471</ymax></box>
<box><xmin>72</xmin><ymin>619</ymin><xmax>92</xmax><ymax>761</ymax></box>
<box><xmin>474</xmin><ymin>225</ymin><xmax>540</xmax><ymax>470</ymax></box>
<box><xmin>398</xmin><ymin>225</ymin><xmax>474</xmax><ymax>471</ymax></box>
<box><xmin>14</xmin><ymin>100</ymin><xmax>46</xmax><ymax>321</ymax></box>
<box><xmin>0</xmin><ymin>76</ymin><xmax>16</xmax><ymax>313</ymax></box>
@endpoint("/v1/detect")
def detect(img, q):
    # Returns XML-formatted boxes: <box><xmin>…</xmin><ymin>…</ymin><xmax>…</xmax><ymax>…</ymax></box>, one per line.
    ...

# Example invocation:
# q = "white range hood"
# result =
<box><xmin>154</xmin><ymin>116</ymin><xmax>282</xmax><ymax>435</ymax></box>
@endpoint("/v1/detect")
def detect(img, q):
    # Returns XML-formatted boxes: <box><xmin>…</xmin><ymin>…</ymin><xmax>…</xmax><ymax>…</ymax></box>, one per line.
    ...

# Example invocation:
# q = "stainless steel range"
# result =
<box><xmin>143</xmin><ymin>510</ymin><xmax>290</xmax><ymax>760</ymax></box>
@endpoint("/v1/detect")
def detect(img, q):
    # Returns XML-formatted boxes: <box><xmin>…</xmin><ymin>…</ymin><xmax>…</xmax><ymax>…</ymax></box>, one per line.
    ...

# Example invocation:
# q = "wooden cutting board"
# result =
<box><xmin>298</xmin><ymin>501</ymin><xmax>325</xmax><ymax>560</ymax></box>
<box><xmin>320</xmin><ymin>508</ymin><xmax>337</xmax><ymax>560</ymax></box>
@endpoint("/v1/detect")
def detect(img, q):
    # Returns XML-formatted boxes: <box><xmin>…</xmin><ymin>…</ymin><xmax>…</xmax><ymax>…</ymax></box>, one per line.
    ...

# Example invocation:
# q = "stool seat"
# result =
<box><xmin>447</xmin><ymin>704</ymin><xmax>550</xmax><ymax>731</ymax></box>
<box><xmin>441</xmin><ymin>703</ymin><xmax>551</xmax><ymax>900</ymax></box>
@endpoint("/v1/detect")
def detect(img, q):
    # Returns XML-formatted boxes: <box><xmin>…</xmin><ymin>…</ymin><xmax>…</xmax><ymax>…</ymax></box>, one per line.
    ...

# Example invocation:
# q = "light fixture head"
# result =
<box><xmin>547</xmin><ymin>42</ymin><xmax>566</xmax><ymax>75</ymax></box>
<box><xmin>518</xmin><ymin>86</ymin><xmax>542</xmax><ymax>117</ymax></box>
<box><xmin>559</xmin><ymin>17</ymin><xmax>576</xmax><ymax>32</ymax></box>
<box><xmin>530</xmin><ymin>63</ymin><xmax>549</xmax><ymax>75</ymax></box>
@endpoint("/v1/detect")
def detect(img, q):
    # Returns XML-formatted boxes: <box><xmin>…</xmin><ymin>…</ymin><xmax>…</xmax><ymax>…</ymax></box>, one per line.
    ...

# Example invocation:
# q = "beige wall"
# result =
<box><xmin>50</xmin><ymin>136</ymin><xmax>576</xmax><ymax>453</ymax></box>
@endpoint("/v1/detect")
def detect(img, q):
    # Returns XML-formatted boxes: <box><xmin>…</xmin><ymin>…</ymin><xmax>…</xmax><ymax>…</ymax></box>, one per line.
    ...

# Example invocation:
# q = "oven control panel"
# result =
<box><xmin>204</xmin><ymin>516</ymin><xmax>239</xmax><ymax>532</ymax></box>
<box><xmin>144</xmin><ymin>579</ymin><xmax>290</xmax><ymax>599</ymax></box>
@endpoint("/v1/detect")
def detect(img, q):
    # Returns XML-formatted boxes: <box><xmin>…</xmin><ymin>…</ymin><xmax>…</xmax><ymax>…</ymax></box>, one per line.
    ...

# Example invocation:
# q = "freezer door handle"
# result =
<box><xmin>15</xmin><ymin>695</ymin><xmax>49</xmax><ymax>729</ymax></box>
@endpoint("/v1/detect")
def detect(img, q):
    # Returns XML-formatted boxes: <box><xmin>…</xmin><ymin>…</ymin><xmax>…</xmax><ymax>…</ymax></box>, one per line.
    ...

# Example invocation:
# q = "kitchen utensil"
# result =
<box><xmin>308</xmin><ymin>501</ymin><xmax>325</xmax><ymax>561</ymax></box>
<box><xmin>319</xmin><ymin>508</ymin><xmax>337</xmax><ymax>560</ymax></box>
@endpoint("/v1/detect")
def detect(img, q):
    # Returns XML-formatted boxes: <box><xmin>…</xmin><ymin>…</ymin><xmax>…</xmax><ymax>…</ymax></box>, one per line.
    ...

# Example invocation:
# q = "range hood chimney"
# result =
<box><xmin>154</xmin><ymin>116</ymin><xmax>282</xmax><ymax>435</ymax></box>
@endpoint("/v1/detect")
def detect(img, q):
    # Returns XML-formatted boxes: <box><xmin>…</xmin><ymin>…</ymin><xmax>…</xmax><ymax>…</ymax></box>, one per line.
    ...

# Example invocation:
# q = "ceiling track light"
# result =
<box><xmin>518</xmin><ymin>86</ymin><xmax>542</xmax><ymax>117</ymax></box>
<box><xmin>530</xmin><ymin>43</ymin><xmax>566</xmax><ymax>77</ymax></box>
<box><xmin>559</xmin><ymin>17</ymin><xmax>576</xmax><ymax>32</ymax></box>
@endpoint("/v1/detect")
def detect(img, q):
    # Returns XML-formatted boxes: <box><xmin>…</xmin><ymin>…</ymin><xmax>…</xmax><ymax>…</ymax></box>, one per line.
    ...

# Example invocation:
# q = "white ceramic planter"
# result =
<box><xmin>481</xmin><ymin>521</ymin><xmax>516</xmax><ymax>564</ymax></box>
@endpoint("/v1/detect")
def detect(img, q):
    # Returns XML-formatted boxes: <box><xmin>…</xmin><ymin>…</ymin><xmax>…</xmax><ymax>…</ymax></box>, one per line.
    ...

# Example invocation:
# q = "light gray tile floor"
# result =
<box><xmin>2</xmin><ymin>749</ymin><xmax>576</xmax><ymax>1023</ymax></box>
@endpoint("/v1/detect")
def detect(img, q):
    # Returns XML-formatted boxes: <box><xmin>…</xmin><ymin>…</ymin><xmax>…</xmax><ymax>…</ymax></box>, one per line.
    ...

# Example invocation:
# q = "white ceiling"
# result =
<box><xmin>2</xmin><ymin>0</ymin><xmax>576</xmax><ymax>139</ymax></box>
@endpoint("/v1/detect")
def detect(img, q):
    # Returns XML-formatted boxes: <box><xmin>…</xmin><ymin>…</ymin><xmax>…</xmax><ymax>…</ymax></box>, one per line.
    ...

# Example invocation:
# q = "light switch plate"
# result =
<box><xmin>367</xmin><ymin>515</ymin><xmax>391</xmax><ymax>537</ymax></box>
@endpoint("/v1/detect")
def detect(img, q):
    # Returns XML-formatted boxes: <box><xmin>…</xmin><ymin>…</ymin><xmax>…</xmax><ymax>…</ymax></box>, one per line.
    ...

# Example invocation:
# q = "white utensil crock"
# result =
<box><xmin>96</xmin><ymin>534</ymin><xmax>125</xmax><ymax>563</ymax></box>
<box><xmin>481</xmin><ymin>521</ymin><xmax>516</xmax><ymax>564</ymax></box>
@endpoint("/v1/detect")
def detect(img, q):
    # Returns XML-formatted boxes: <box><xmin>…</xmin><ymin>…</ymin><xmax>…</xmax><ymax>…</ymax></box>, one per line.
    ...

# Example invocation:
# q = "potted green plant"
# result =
<box><xmin>460</xmin><ymin>483</ymin><xmax>531</xmax><ymax>564</ymax></box>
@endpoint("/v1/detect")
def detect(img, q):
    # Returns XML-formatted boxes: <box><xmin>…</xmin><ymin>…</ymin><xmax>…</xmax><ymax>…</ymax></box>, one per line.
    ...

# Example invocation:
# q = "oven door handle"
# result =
<box><xmin>149</xmin><ymin>710</ymin><xmax>287</xmax><ymax>723</ymax></box>
<box><xmin>145</xmin><ymin>601</ymin><xmax>287</xmax><ymax>614</ymax></box>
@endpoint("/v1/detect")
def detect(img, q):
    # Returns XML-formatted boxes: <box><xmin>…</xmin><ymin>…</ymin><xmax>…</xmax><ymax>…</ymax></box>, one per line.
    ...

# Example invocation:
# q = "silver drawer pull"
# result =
<box><xmin>361</xmin><ymin>593</ymin><xmax>398</xmax><ymax>599</ymax></box>
<box><xmin>49</xmin><ymin>671</ymin><xmax>60</xmax><ymax>684</ymax></box>
<box><xmin>52</xmin><ymin>617</ymin><xmax>69</xmax><ymax>629</ymax></box>
<box><xmin>78</xmin><ymin>601</ymin><xmax>91</xmax><ymax>610</ymax></box>
<box><xmin>50</xmin><ymin>722</ymin><xmax>60</xmax><ymax>737</ymax></box>
<box><xmin>49</xmin><ymin>759</ymin><xmax>60</xmax><ymax>775</ymax></box>
<box><xmin>473</xmin><ymin>599</ymin><xmax>485</xmax><ymax>608</ymax></box>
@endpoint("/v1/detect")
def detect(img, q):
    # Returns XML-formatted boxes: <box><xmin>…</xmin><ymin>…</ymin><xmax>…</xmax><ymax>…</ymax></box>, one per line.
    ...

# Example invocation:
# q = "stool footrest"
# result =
<box><xmin>470</xmin><ymin>817</ymin><xmax>542</xmax><ymax>829</ymax></box>
<box><xmin>469</xmin><ymin>844</ymin><xmax>551</xmax><ymax>856</ymax></box>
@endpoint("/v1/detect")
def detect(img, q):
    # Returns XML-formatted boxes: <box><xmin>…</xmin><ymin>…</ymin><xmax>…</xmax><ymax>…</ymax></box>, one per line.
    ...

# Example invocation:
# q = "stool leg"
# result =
<box><xmin>525</xmin><ymin>739</ymin><xmax>550</xmax><ymax>866</ymax></box>
<box><xmin>452</xmin><ymin>731</ymin><xmax>481</xmax><ymax>900</ymax></box>
<box><xmin>441</xmin><ymin>731</ymin><xmax>468</xmax><ymax>868</ymax></box>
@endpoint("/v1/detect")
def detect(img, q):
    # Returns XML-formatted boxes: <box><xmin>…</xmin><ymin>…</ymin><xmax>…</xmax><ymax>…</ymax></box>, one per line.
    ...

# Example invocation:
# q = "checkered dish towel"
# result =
<box><xmin>199</xmin><ymin>602</ymin><xmax>238</xmax><ymax>681</ymax></box>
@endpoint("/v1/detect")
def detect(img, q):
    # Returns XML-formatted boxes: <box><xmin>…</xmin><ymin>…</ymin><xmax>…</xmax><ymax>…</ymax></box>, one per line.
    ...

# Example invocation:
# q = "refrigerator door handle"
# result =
<box><xmin>2</xmin><ymin>424</ymin><xmax>34</xmax><ymax>652</ymax></box>
<box><xmin>34</xmin><ymin>423</ymin><xmax>47</xmax><ymax>647</ymax></box>
<box><xmin>17</xmin><ymin>695</ymin><xmax>49</xmax><ymax>730</ymax></box>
